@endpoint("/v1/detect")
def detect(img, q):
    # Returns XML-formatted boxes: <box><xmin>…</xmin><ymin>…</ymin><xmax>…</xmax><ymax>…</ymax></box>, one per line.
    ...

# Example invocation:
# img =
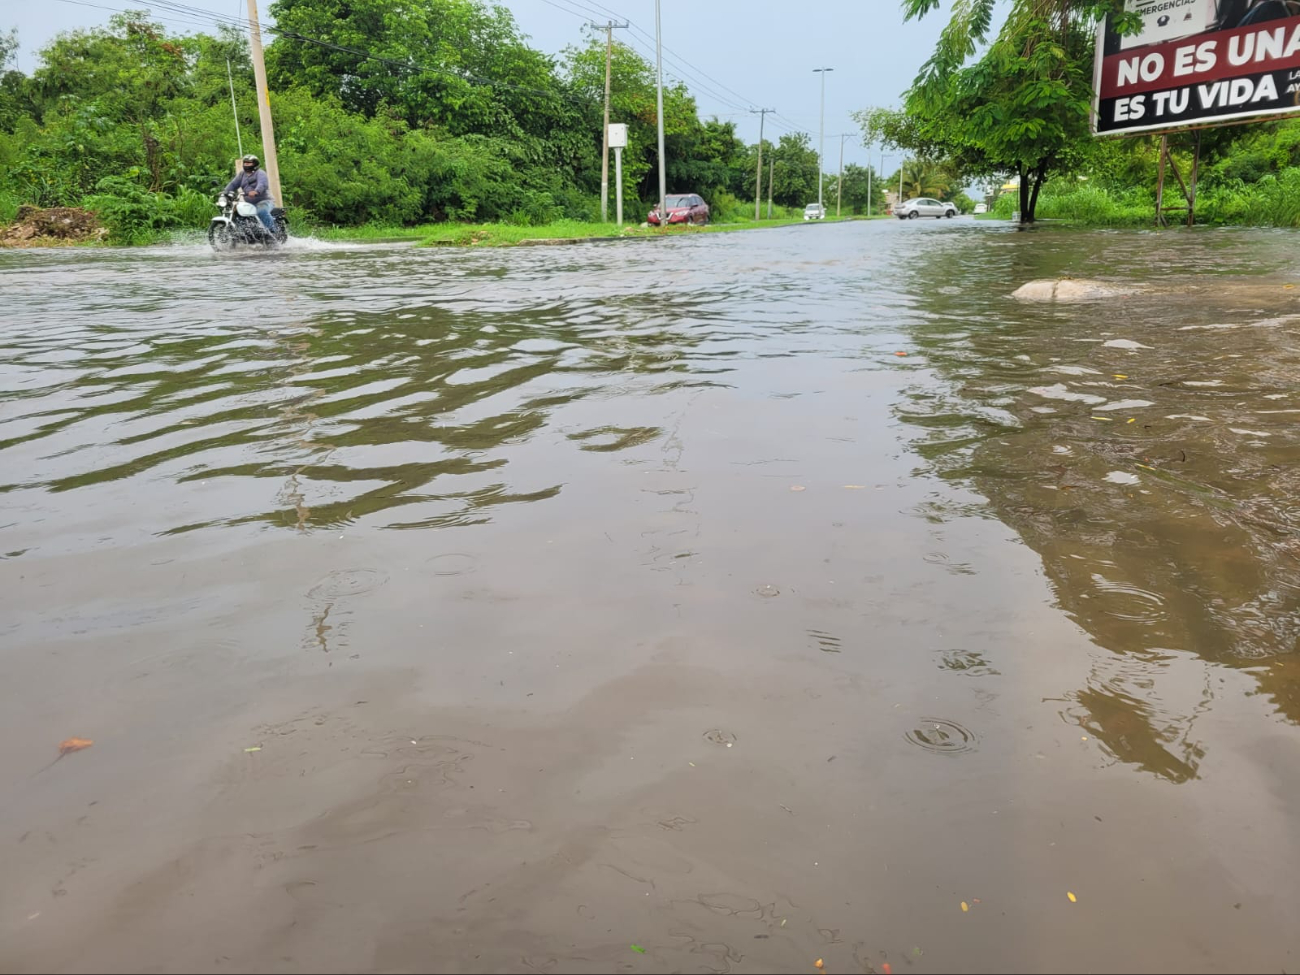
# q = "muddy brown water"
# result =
<box><xmin>2</xmin><ymin>222</ymin><xmax>1299</xmax><ymax>974</ymax></box>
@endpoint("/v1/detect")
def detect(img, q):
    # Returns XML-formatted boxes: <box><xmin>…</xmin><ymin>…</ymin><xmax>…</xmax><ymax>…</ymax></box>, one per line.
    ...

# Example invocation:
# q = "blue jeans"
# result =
<box><xmin>254</xmin><ymin>199</ymin><xmax>276</xmax><ymax>232</ymax></box>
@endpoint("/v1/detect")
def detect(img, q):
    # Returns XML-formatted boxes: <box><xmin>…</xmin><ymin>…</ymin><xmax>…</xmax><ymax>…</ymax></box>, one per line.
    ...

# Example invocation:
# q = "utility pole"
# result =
<box><xmin>899</xmin><ymin>159</ymin><xmax>905</xmax><ymax>204</ymax></box>
<box><xmin>867</xmin><ymin>148</ymin><xmax>873</xmax><ymax>218</ymax></box>
<box><xmin>593</xmin><ymin>19</ymin><xmax>628</xmax><ymax>223</ymax></box>
<box><xmin>836</xmin><ymin>133</ymin><xmax>848</xmax><ymax>217</ymax></box>
<box><xmin>767</xmin><ymin>156</ymin><xmax>774</xmax><ymax>218</ymax></box>
<box><xmin>245</xmin><ymin>0</ymin><xmax>281</xmax><ymax>203</ymax></box>
<box><xmin>654</xmin><ymin>0</ymin><xmax>667</xmax><ymax>224</ymax></box>
<box><xmin>813</xmin><ymin>67</ymin><xmax>833</xmax><ymax>209</ymax></box>
<box><xmin>752</xmin><ymin>108</ymin><xmax>774</xmax><ymax>220</ymax></box>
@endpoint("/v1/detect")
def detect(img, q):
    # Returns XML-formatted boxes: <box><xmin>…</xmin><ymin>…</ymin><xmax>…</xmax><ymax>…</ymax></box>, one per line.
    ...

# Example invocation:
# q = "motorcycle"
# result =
<box><xmin>208</xmin><ymin>191</ymin><xmax>288</xmax><ymax>250</ymax></box>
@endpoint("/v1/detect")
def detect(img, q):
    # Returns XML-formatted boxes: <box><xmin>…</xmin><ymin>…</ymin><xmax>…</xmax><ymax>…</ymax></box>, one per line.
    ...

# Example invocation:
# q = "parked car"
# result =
<box><xmin>803</xmin><ymin>203</ymin><xmax>827</xmax><ymax>221</ymax></box>
<box><xmin>895</xmin><ymin>197</ymin><xmax>958</xmax><ymax>220</ymax></box>
<box><xmin>973</xmin><ymin>202</ymin><xmax>988</xmax><ymax>214</ymax></box>
<box><xmin>648</xmin><ymin>193</ymin><xmax>709</xmax><ymax>226</ymax></box>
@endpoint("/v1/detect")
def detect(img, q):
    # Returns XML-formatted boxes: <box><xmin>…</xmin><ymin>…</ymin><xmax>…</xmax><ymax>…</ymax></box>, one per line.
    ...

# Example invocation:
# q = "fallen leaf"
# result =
<box><xmin>58</xmin><ymin>738</ymin><xmax>93</xmax><ymax>756</ymax></box>
<box><xmin>842</xmin><ymin>484</ymin><xmax>866</xmax><ymax>489</ymax></box>
<box><xmin>790</xmin><ymin>485</ymin><xmax>806</xmax><ymax>492</ymax></box>
<box><xmin>1067</xmin><ymin>891</ymin><xmax>1077</xmax><ymax>903</ymax></box>
<box><xmin>815</xmin><ymin>960</ymin><xmax>824</xmax><ymax>970</ymax></box>
<box><xmin>630</xmin><ymin>944</ymin><xmax>646</xmax><ymax>954</ymax></box>
<box><xmin>243</xmin><ymin>746</ymin><xmax>262</xmax><ymax>753</ymax></box>
<box><xmin>1091</xmin><ymin>416</ymin><xmax>1113</xmax><ymax>422</ymax></box>
<box><xmin>882</xmin><ymin>964</ymin><xmax>893</xmax><ymax>975</ymax></box>
<box><xmin>1113</xmin><ymin>374</ymin><xmax>1128</xmax><ymax>379</ymax></box>
<box><xmin>961</xmin><ymin>901</ymin><xmax>969</xmax><ymax>912</ymax></box>
<box><xmin>781</xmin><ymin>918</ymin><xmax>787</xmax><ymax>927</ymax></box>
<box><xmin>894</xmin><ymin>351</ymin><xmax>908</xmax><ymax>357</ymax></box>
<box><xmin>912</xmin><ymin>947</ymin><xmax>924</xmax><ymax>957</ymax></box>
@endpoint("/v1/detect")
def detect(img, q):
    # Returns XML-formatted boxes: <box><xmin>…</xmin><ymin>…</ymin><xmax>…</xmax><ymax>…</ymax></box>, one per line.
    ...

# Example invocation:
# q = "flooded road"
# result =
<box><xmin>2</xmin><ymin>222</ymin><xmax>1299</xmax><ymax>973</ymax></box>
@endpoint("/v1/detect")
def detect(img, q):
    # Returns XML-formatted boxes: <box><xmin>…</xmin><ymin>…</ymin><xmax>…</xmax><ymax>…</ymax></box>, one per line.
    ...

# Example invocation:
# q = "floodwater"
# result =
<box><xmin>2</xmin><ymin>221</ymin><xmax>1298</xmax><ymax>974</ymax></box>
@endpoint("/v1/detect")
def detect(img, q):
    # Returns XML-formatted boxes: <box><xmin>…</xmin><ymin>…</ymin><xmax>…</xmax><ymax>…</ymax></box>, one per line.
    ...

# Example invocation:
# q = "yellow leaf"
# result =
<box><xmin>58</xmin><ymin>738</ymin><xmax>93</xmax><ymax>756</ymax></box>
<box><xmin>1091</xmin><ymin>416</ymin><xmax>1113</xmax><ymax>422</ymax></box>
<box><xmin>961</xmin><ymin>901</ymin><xmax>969</xmax><ymax>912</ymax></box>
<box><xmin>1067</xmin><ymin>891</ymin><xmax>1077</xmax><ymax>903</ymax></box>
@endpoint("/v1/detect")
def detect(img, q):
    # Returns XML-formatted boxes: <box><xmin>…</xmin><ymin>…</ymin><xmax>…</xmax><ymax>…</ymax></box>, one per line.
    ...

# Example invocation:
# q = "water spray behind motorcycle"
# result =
<box><xmin>208</xmin><ymin>192</ymin><xmax>289</xmax><ymax>251</ymax></box>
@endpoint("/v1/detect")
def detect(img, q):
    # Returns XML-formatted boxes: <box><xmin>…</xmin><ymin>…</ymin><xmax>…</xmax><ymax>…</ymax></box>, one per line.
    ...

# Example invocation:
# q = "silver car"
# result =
<box><xmin>895</xmin><ymin>197</ymin><xmax>957</xmax><ymax>220</ymax></box>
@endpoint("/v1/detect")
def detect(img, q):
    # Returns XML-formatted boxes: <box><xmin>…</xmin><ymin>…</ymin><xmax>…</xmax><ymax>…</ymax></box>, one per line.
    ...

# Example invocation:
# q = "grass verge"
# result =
<box><xmin>408</xmin><ymin>215</ymin><xmax>858</xmax><ymax>248</ymax></box>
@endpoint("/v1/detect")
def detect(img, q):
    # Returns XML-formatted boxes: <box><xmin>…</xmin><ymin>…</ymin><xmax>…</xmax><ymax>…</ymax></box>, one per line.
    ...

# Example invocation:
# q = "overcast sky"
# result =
<box><xmin>6</xmin><ymin>0</ymin><xmax>955</xmax><ymax>170</ymax></box>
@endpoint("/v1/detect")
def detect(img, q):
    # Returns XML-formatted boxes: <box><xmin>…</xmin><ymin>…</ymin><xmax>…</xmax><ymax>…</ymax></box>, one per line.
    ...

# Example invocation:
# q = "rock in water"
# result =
<box><xmin>1012</xmin><ymin>278</ymin><xmax>1133</xmax><ymax>301</ymax></box>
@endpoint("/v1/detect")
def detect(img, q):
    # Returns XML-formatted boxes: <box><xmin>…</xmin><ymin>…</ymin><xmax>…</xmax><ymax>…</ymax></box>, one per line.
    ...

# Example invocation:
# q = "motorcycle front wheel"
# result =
<box><xmin>208</xmin><ymin>222</ymin><xmax>234</xmax><ymax>251</ymax></box>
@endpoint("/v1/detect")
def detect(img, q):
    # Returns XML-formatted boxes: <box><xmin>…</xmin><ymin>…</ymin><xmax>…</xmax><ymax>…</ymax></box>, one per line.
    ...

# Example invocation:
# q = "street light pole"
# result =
<box><xmin>813</xmin><ymin>67</ymin><xmax>833</xmax><ymax>210</ymax></box>
<box><xmin>837</xmin><ymin>133</ymin><xmax>847</xmax><ymax>217</ymax></box>
<box><xmin>655</xmin><ymin>0</ymin><xmax>667</xmax><ymax>224</ymax></box>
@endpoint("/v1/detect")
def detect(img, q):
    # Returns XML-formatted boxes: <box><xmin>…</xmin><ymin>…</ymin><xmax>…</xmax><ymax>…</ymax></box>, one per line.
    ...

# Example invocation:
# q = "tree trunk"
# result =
<box><xmin>1018</xmin><ymin>165</ymin><xmax>1031</xmax><ymax>225</ymax></box>
<box><xmin>1026</xmin><ymin>165</ymin><xmax>1047</xmax><ymax>223</ymax></box>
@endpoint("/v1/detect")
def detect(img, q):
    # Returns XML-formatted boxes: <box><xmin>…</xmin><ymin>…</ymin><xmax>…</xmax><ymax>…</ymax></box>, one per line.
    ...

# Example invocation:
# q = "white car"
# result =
<box><xmin>973</xmin><ymin>203</ymin><xmax>988</xmax><ymax>214</ymax></box>
<box><xmin>895</xmin><ymin>197</ymin><xmax>958</xmax><ymax>220</ymax></box>
<box><xmin>803</xmin><ymin>203</ymin><xmax>826</xmax><ymax>221</ymax></box>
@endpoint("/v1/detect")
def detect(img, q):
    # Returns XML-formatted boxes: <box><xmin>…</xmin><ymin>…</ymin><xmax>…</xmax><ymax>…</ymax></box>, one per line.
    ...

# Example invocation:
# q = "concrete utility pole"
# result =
<box><xmin>836</xmin><ymin>133</ymin><xmax>848</xmax><ymax>217</ymax></box>
<box><xmin>654</xmin><ymin>0</ymin><xmax>666</xmax><ymax>223</ymax></box>
<box><xmin>752</xmin><ymin>108</ymin><xmax>774</xmax><ymax>220</ymax></box>
<box><xmin>867</xmin><ymin>149</ymin><xmax>873</xmax><ymax>218</ymax></box>
<box><xmin>813</xmin><ymin>67</ymin><xmax>833</xmax><ymax>208</ymax></box>
<box><xmin>767</xmin><ymin>156</ymin><xmax>774</xmax><ymax>218</ymax></box>
<box><xmin>593</xmin><ymin>19</ymin><xmax>628</xmax><ymax>223</ymax></box>
<box><xmin>245</xmin><ymin>0</ymin><xmax>281</xmax><ymax>203</ymax></box>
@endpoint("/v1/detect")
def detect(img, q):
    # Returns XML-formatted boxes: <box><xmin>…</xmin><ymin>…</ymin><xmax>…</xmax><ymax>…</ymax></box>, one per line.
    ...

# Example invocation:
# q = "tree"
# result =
<box><xmin>858</xmin><ymin>1</ymin><xmax>1133</xmax><ymax>223</ymax></box>
<box><xmin>758</xmin><ymin>132</ymin><xmax>818</xmax><ymax>207</ymax></box>
<box><xmin>824</xmin><ymin>162</ymin><xmax>880</xmax><ymax>214</ymax></box>
<box><xmin>900</xmin><ymin>158</ymin><xmax>951</xmax><ymax>199</ymax></box>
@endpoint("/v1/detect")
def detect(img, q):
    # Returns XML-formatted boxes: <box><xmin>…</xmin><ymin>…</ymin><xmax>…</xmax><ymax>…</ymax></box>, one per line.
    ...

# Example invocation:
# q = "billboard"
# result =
<box><xmin>1093</xmin><ymin>0</ymin><xmax>1300</xmax><ymax>136</ymax></box>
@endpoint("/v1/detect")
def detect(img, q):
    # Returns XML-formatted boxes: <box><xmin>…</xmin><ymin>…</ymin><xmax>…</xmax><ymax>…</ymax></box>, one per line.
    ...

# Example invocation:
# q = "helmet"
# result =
<box><xmin>241</xmin><ymin>155</ymin><xmax>259</xmax><ymax>169</ymax></box>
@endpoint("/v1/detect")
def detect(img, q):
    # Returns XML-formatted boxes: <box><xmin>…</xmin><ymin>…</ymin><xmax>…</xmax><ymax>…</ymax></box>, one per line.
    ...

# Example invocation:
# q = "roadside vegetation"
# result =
<box><xmin>858</xmin><ymin>0</ymin><xmax>1300</xmax><ymax>228</ymax></box>
<box><xmin>0</xmin><ymin>5</ymin><xmax>885</xmax><ymax>247</ymax></box>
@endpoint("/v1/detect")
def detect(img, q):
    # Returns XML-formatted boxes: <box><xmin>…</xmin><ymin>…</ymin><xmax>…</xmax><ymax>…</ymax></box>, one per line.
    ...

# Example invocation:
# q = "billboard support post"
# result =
<box><xmin>1154</xmin><ymin>130</ymin><xmax>1201</xmax><ymax>228</ymax></box>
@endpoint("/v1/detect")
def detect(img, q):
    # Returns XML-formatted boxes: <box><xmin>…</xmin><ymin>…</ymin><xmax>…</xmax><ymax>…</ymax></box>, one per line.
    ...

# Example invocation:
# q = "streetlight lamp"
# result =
<box><xmin>813</xmin><ymin>67</ymin><xmax>833</xmax><ymax>209</ymax></box>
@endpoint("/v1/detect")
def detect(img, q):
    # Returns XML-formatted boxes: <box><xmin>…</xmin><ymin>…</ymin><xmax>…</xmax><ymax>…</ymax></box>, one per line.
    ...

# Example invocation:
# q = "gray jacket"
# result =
<box><xmin>223</xmin><ymin>169</ymin><xmax>273</xmax><ymax>205</ymax></box>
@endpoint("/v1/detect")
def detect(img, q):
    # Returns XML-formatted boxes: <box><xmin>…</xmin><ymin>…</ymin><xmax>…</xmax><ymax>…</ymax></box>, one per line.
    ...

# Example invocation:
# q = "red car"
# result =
<box><xmin>648</xmin><ymin>193</ymin><xmax>710</xmax><ymax>226</ymax></box>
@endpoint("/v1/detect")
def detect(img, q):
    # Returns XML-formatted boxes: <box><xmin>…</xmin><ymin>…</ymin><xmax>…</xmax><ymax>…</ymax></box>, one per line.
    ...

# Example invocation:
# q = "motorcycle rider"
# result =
<box><xmin>223</xmin><ymin>154</ymin><xmax>276</xmax><ymax>233</ymax></box>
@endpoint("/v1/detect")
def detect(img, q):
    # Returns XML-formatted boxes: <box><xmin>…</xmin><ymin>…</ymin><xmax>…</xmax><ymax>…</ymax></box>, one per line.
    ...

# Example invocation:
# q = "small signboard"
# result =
<box><xmin>1093</xmin><ymin>0</ymin><xmax>1300</xmax><ymax>136</ymax></box>
<box><xmin>608</xmin><ymin>123</ymin><xmax>628</xmax><ymax>149</ymax></box>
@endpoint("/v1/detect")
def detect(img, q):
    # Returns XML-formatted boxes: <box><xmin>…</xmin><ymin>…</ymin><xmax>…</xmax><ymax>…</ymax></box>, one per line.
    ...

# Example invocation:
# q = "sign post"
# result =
<box><xmin>609</xmin><ymin>123</ymin><xmax>628</xmax><ymax>228</ymax></box>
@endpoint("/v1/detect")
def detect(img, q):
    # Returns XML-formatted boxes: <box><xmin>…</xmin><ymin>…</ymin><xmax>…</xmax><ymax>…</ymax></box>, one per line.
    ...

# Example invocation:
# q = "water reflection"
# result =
<box><xmin>896</xmin><ymin>226</ymin><xmax>1300</xmax><ymax>779</ymax></box>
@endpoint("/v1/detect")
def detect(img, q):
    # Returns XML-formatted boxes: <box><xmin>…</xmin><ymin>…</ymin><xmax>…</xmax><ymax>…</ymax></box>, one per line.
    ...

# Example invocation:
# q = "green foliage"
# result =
<box><xmin>948</xmin><ymin>190</ymin><xmax>975</xmax><ymax>214</ymax></box>
<box><xmin>82</xmin><ymin>174</ymin><xmax>183</xmax><ymax>243</ymax></box>
<box><xmin>864</xmin><ymin>2</ymin><xmax>1134</xmax><ymax>223</ymax></box>
<box><xmin>0</xmin><ymin>9</ymin><xmax>763</xmax><ymax>238</ymax></box>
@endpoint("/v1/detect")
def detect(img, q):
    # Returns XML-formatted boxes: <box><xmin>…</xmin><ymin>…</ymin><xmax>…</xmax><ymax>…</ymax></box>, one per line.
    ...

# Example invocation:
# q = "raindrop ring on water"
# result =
<box><xmin>905</xmin><ymin>718</ymin><xmax>977</xmax><ymax>754</ymax></box>
<box><xmin>307</xmin><ymin>567</ymin><xmax>389</xmax><ymax>600</ymax></box>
